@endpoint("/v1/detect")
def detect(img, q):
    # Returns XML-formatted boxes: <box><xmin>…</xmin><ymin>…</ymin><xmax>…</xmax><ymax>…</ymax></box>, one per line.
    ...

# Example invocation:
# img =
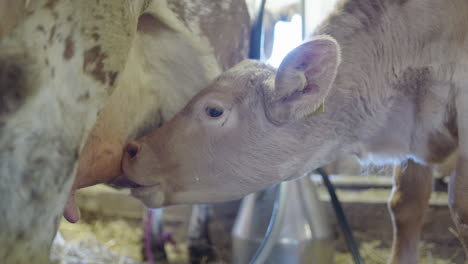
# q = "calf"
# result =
<box><xmin>120</xmin><ymin>0</ymin><xmax>468</xmax><ymax>263</ymax></box>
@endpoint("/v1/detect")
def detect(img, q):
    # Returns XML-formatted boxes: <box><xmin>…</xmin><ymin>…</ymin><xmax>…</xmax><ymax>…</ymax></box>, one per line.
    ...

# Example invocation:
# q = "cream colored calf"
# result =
<box><xmin>119</xmin><ymin>1</ymin><xmax>468</xmax><ymax>263</ymax></box>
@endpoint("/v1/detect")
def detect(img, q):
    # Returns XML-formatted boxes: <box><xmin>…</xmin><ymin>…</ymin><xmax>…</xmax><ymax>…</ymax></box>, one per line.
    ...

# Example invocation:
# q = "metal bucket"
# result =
<box><xmin>232</xmin><ymin>175</ymin><xmax>335</xmax><ymax>264</ymax></box>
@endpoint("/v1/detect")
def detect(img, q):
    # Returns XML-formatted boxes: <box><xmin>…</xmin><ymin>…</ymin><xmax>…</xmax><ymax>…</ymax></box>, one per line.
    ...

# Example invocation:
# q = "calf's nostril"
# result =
<box><xmin>125</xmin><ymin>142</ymin><xmax>141</xmax><ymax>159</ymax></box>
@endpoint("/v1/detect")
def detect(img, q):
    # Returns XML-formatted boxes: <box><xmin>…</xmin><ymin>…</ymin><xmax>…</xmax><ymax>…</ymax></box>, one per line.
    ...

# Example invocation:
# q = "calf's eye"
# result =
<box><xmin>205</xmin><ymin>106</ymin><xmax>224</xmax><ymax>118</ymax></box>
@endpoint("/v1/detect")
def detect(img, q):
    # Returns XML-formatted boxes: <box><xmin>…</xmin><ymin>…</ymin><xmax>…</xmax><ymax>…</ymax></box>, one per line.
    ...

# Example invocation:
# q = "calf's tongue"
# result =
<box><xmin>64</xmin><ymin>192</ymin><xmax>80</xmax><ymax>223</ymax></box>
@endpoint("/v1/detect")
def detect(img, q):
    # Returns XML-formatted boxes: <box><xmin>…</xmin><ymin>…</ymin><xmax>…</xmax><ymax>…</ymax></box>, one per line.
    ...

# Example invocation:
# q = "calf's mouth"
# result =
<box><xmin>108</xmin><ymin>174</ymin><xmax>145</xmax><ymax>189</ymax></box>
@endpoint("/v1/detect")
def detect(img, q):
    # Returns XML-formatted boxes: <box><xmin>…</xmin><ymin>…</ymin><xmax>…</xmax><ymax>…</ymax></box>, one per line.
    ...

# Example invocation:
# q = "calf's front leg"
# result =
<box><xmin>449</xmin><ymin>84</ymin><xmax>468</xmax><ymax>263</ymax></box>
<box><xmin>388</xmin><ymin>160</ymin><xmax>432</xmax><ymax>264</ymax></box>
<box><xmin>448</xmin><ymin>156</ymin><xmax>468</xmax><ymax>263</ymax></box>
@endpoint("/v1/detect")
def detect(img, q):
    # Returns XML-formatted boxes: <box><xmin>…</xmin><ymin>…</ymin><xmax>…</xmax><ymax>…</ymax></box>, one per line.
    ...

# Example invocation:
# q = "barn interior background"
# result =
<box><xmin>51</xmin><ymin>0</ymin><xmax>459</xmax><ymax>263</ymax></box>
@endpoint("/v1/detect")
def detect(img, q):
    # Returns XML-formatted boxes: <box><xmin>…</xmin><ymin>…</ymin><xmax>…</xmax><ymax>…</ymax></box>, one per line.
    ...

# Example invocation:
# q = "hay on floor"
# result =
<box><xmin>51</xmin><ymin>218</ymin><xmax>144</xmax><ymax>264</ymax></box>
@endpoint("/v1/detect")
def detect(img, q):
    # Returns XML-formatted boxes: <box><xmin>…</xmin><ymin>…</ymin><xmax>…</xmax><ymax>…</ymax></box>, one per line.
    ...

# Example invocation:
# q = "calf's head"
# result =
<box><xmin>121</xmin><ymin>36</ymin><xmax>341</xmax><ymax>207</ymax></box>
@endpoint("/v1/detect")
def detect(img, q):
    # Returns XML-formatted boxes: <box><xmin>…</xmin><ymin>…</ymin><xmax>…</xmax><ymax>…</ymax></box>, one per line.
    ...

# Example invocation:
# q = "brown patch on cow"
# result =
<box><xmin>48</xmin><ymin>25</ymin><xmax>56</xmax><ymax>44</ymax></box>
<box><xmin>108</xmin><ymin>71</ymin><xmax>118</xmax><ymax>86</ymax></box>
<box><xmin>30</xmin><ymin>189</ymin><xmax>42</xmax><ymax>202</ymax></box>
<box><xmin>16</xmin><ymin>231</ymin><xmax>25</xmax><ymax>241</ymax></box>
<box><xmin>83</xmin><ymin>46</ymin><xmax>108</xmax><ymax>84</ymax></box>
<box><xmin>44</xmin><ymin>0</ymin><xmax>59</xmax><ymax>10</ymax></box>
<box><xmin>52</xmin><ymin>10</ymin><xmax>59</xmax><ymax>19</ymax></box>
<box><xmin>36</xmin><ymin>25</ymin><xmax>46</xmax><ymax>34</ymax></box>
<box><xmin>0</xmin><ymin>58</ymin><xmax>28</xmax><ymax>115</ymax></box>
<box><xmin>63</xmin><ymin>36</ymin><xmax>74</xmax><ymax>60</ymax></box>
<box><xmin>77</xmin><ymin>91</ymin><xmax>90</xmax><ymax>102</ymax></box>
<box><xmin>91</xmin><ymin>33</ymin><xmax>100</xmax><ymax>41</ymax></box>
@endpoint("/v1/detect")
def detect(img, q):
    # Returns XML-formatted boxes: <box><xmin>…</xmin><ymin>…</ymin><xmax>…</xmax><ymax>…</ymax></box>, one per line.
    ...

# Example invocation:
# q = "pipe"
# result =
<box><xmin>249</xmin><ymin>0</ymin><xmax>267</xmax><ymax>60</ymax></box>
<box><xmin>248</xmin><ymin>183</ymin><xmax>288</xmax><ymax>264</ymax></box>
<box><xmin>249</xmin><ymin>168</ymin><xmax>364</xmax><ymax>264</ymax></box>
<box><xmin>316</xmin><ymin>168</ymin><xmax>364</xmax><ymax>264</ymax></box>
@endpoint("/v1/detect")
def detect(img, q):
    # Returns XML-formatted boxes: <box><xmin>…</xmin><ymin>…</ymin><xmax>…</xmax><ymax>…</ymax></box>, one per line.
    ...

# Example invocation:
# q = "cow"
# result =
<box><xmin>117</xmin><ymin>0</ymin><xmax>468</xmax><ymax>263</ymax></box>
<box><xmin>0</xmin><ymin>0</ymin><xmax>250</xmax><ymax>263</ymax></box>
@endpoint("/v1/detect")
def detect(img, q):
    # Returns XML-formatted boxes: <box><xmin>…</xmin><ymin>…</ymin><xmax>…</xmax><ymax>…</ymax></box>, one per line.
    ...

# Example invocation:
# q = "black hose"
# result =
<box><xmin>316</xmin><ymin>167</ymin><xmax>365</xmax><ymax>264</ymax></box>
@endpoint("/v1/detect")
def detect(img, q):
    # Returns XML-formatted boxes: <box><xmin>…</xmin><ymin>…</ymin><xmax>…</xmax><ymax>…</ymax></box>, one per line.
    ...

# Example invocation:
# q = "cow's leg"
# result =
<box><xmin>388</xmin><ymin>160</ymin><xmax>432</xmax><ymax>264</ymax></box>
<box><xmin>448</xmin><ymin>89</ymin><xmax>468</xmax><ymax>262</ymax></box>
<box><xmin>448</xmin><ymin>157</ymin><xmax>468</xmax><ymax>263</ymax></box>
<box><xmin>448</xmin><ymin>92</ymin><xmax>468</xmax><ymax>263</ymax></box>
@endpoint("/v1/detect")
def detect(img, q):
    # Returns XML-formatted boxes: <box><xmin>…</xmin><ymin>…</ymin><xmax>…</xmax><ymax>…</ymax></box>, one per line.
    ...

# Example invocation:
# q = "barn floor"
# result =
<box><xmin>52</xmin><ymin>176</ymin><xmax>464</xmax><ymax>264</ymax></box>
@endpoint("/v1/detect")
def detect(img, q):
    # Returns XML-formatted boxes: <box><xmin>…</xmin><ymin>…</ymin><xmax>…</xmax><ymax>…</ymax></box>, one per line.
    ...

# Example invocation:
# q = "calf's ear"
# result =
<box><xmin>265</xmin><ymin>35</ymin><xmax>341</xmax><ymax>124</ymax></box>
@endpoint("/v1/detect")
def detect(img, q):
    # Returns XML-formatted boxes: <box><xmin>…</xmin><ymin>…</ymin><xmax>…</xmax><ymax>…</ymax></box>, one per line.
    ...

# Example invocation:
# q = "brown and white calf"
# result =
<box><xmin>120</xmin><ymin>0</ymin><xmax>468</xmax><ymax>263</ymax></box>
<box><xmin>0</xmin><ymin>0</ymin><xmax>249</xmax><ymax>263</ymax></box>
